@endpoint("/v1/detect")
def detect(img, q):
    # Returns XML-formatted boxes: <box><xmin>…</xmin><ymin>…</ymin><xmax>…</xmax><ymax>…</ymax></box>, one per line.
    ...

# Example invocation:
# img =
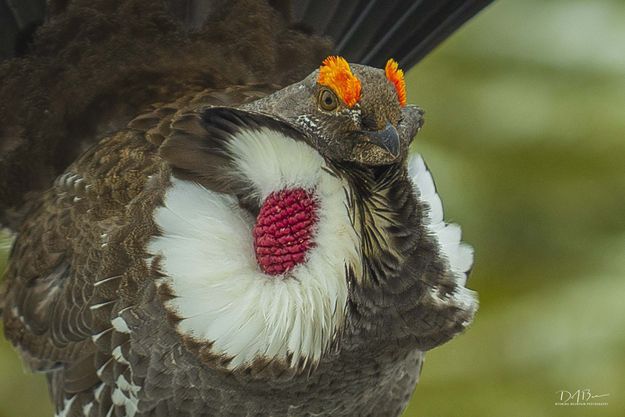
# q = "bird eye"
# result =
<box><xmin>318</xmin><ymin>88</ymin><xmax>339</xmax><ymax>111</ymax></box>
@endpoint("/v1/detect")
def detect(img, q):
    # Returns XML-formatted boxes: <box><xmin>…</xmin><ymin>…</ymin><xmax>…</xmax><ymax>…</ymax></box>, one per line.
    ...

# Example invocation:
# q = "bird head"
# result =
<box><xmin>244</xmin><ymin>56</ymin><xmax>424</xmax><ymax>166</ymax></box>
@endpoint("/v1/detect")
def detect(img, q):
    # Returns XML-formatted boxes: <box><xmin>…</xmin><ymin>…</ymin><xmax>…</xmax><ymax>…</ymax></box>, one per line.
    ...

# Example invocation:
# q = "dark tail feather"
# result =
<box><xmin>0</xmin><ymin>0</ymin><xmax>46</xmax><ymax>59</ymax></box>
<box><xmin>292</xmin><ymin>0</ymin><xmax>494</xmax><ymax>70</ymax></box>
<box><xmin>1</xmin><ymin>0</ymin><xmax>493</xmax><ymax>66</ymax></box>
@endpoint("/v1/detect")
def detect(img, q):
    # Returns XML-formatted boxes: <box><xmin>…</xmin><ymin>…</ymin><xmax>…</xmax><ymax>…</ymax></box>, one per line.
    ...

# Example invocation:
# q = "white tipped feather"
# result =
<box><xmin>408</xmin><ymin>154</ymin><xmax>473</xmax><ymax>285</ymax></box>
<box><xmin>82</xmin><ymin>402</ymin><xmax>93</xmax><ymax>417</ymax></box>
<box><xmin>55</xmin><ymin>396</ymin><xmax>76</xmax><ymax>417</ymax></box>
<box><xmin>111</xmin><ymin>373</ymin><xmax>139</xmax><ymax>417</ymax></box>
<box><xmin>111</xmin><ymin>316</ymin><xmax>130</xmax><ymax>334</ymax></box>
<box><xmin>149</xmin><ymin>127</ymin><xmax>360</xmax><ymax>370</ymax></box>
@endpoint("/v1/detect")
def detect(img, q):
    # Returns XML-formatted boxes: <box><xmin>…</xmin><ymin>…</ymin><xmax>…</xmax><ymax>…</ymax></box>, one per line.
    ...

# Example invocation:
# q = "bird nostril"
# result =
<box><xmin>361</xmin><ymin>114</ymin><xmax>379</xmax><ymax>131</ymax></box>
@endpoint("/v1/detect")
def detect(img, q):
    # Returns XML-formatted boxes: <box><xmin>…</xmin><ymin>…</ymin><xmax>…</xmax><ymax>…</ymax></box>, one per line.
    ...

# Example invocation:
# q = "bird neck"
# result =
<box><xmin>338</xmin><ymin>162</ymin><xmax>438</xmax><ymax>348</ymax></box>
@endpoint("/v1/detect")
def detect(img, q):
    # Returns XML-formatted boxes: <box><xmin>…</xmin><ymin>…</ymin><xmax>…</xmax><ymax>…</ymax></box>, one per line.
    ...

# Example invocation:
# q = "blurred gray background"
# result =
<box><xmin>1</xmin><ymin>0</ymin><xmax>624</xmax><ymax>416</ymax></box>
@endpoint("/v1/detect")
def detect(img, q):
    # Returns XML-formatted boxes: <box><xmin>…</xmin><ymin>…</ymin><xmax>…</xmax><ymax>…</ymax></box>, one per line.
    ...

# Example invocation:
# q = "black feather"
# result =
<box><xmin>293</xmin><ymin>0</ymin><xmax>494</xmax><ymax>70</ymax></box>
<box><xmin>0</xmin><ymin>0</ymin><xmax>46</xmax><ymax>59</ymax></box>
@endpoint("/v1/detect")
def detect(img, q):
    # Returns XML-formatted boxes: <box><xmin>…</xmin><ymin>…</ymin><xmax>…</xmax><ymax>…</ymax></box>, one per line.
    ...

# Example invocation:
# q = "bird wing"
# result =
<box><xmin>0</xmin><ymin>127</ymin><xmax>152</xmax><ymax>415</ymax></box>
<box><xmin>1</xmin><ymin>87</ymin><xmax>272</xmax><ymax>414</ymax></box>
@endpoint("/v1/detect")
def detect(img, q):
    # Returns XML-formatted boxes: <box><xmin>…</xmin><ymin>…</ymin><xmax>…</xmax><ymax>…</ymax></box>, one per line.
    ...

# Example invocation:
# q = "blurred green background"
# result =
<box><xmin>1</xmin><ymin>0</ymin><xmax>624</xmax><ymax>416</ymax></box>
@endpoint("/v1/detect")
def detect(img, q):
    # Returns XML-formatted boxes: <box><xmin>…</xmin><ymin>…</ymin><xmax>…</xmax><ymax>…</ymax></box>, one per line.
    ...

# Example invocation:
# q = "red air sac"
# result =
<box><xmin>253</xmin><ymin>188</ymin><xmax>318</xmax><ymax>275</ymax></box>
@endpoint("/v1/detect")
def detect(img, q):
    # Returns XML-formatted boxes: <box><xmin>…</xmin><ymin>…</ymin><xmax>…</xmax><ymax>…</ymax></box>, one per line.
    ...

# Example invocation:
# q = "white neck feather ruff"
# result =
<box><xmin>148</xmin><ymin>127</ymin><xmax>361</xmax><ymax>369</ymax></box>
<box><xmin>148</xmin><ymin>124</ymin><xmax>472</xmax><ymax>370</ymax></box>
<box><xmin>408</xmin><ymin>155</ymin><xmax>473</xmax><ymax>286</ymax></box>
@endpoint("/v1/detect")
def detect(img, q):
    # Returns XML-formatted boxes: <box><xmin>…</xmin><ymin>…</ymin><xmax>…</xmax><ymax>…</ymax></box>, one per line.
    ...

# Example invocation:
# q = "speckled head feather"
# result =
<box><xmin>317</xmin><ymin>56</ymin><xmax>361</xmax><ymax>107</ymax></box>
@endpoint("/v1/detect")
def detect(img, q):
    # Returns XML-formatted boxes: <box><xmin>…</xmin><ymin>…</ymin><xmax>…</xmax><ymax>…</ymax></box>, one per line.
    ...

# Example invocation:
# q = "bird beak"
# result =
<box><xmin>362</xmin><ymin>123</ymin><xmax>400</xmax><ymax>158</ymax></box>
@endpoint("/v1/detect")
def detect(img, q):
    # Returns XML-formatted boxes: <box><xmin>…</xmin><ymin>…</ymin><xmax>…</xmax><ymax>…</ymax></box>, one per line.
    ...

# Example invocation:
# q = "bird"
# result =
<box><xmin>0</xmin><ymin>1</ymin><xmax>491</xmax><ymax>416</ymax></box>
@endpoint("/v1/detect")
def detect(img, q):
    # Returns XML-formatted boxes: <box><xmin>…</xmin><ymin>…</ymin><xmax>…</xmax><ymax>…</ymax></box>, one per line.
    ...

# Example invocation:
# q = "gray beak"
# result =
<box><xmin>363</xmin><ymin>123</ymin><xmax>400</xmax><ymax>158</ymax></box>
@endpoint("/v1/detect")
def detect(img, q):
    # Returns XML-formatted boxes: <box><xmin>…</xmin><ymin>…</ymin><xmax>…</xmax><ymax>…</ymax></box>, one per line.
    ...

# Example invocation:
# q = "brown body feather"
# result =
<box><xmin>0</xmin><ymin>0</ymin><xmax>330</xmax><ymax>228</ymax></box>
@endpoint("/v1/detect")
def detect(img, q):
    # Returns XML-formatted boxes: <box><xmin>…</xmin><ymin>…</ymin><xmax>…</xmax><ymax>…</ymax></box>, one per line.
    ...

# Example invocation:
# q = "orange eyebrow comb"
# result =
<box><xmin>385</xmin><ymin>58</ymin><xmax>407</xmax><ymax>107</ymax></box>
<box><xmin>318</xmin><ymin>56</ymin><xmax>361</xmax><ymax>108</ymax></box>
